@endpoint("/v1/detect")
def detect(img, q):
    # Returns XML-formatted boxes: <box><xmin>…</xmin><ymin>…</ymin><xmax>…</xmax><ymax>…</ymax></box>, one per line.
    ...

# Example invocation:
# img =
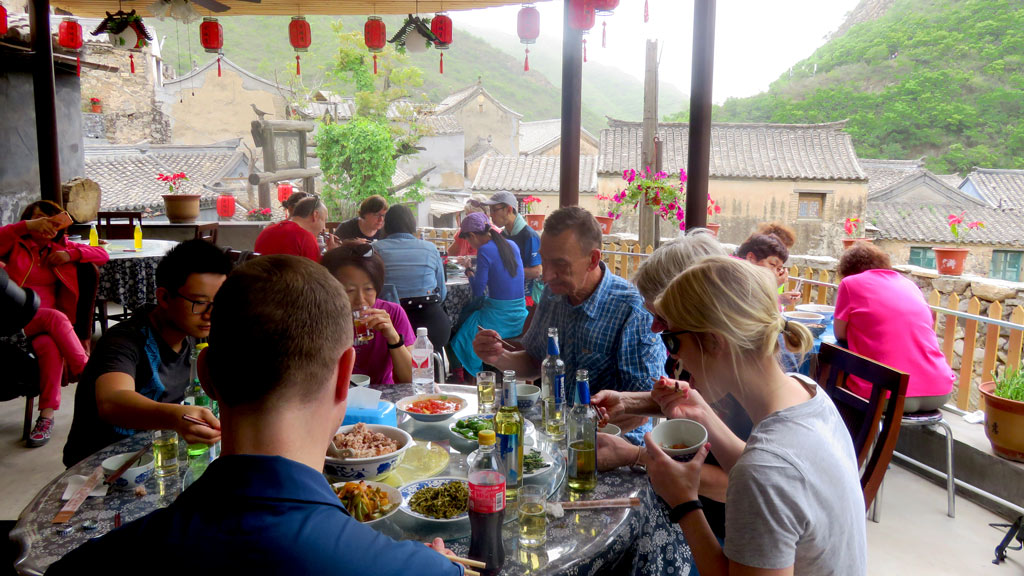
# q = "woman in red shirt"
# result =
<box><xmin>0</xmin><ymin>200</ymin><xmax>110</xmax><ymax>446</ymax></box>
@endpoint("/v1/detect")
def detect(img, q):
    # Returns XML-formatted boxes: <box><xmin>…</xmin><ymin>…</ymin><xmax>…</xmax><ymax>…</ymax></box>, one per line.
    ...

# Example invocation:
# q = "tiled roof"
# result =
<box><xmin>866</xmin><ymin>201</ymin><xmax>1024</xmax><ymax>246</ymax></box>
<box><xmin>435</xmin><ymin>81</ymin><xmax>522</xmax><ymax>118</ymax></box>
<box><xmin>85</xmin><ymin>141</ymin><xmax>247</xmax><ymax>213</ymax></box>
<box><xmin>859</xmin><ymin>158</ymin><xmax>925</xmax><ymax>194</ymax></box>
<box><xmin>598</xmin><ymin>119</ymin><xmax>867</xmax><ymax>181</ymax></box>
<box><xmin>963</xmin><ymin>168</ymin><xmax>1024</xmax><ymax>211</ymax></box>
<box><xmin>519</xmin><ymin>119</ymin><xmax>598</xmax><ymax>155</ymax></box>
<box><xmin>4</xmin><ymin>13</ymin><xmax>147</xmax><ymax>45</ymax></box>
<box><xmin>936</xmin><ymin>174</ymin><xmax>964</xmax><ymax>188</ymax></box>
<box><xmin>466</xmin><ymin>138</ymin><xmax>498</xmax><ymax>163</ymax></box>
<box><xmin>471</xmin><ymin>155</ymin><xmax>597</xmax><ymax>193</ymax></box>
<box><xmin>301</xmin><ymin>96</ymin><xmax>414</xmax><ymax>122</ymax></box>
<box><xmin>420</xmin><ymin>115</ymin><xmax>463</xmax><ymax>135</ymax></box>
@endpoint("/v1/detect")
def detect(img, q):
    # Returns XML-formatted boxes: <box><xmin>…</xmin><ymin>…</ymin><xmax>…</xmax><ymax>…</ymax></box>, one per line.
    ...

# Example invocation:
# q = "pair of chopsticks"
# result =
<box><xmin>104</xmin><ymin>442</ymin><xmax>153</xmax><ymax>486</ymax></box>
<box><xmin>450</xmin><ymin>556</ymin><xmax>485</xmax><ymax>576</ymax></box>
<box><xmin>182</xmin><ymin>414</ymin><xmax>218</xmax><ymax>429</ymax></box>
<box><xmin>559</xmin><ymin>497</ymin><xmax>641</xmax><ymax>510</ymax></box>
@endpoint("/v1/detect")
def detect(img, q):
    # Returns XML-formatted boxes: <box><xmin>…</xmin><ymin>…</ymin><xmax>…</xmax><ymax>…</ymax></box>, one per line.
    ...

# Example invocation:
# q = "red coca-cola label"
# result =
<box><xmin>469</xmin><ymin>479</ymin><xmax>506</xmax><ymax>514</ymax></box>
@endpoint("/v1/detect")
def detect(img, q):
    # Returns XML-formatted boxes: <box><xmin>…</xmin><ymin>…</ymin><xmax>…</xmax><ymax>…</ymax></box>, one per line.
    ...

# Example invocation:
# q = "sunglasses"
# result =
<box><xmin>660</xmin><ymin>329</ymin><xmax>695</xmax><ymax>355</ymax></box>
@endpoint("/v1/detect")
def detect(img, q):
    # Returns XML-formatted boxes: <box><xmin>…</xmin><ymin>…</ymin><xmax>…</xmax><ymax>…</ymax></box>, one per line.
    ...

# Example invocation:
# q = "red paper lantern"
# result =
<box><xmin>58</xmin><ymin>18</ymin><xmax>83</xmax><ymax>76</ymax></box>
<box><xmin>1</xmin><ymin>4</ymin><xmax>8</xmax><ymax>36</ymax></box>
<box><xmin>517</xmin><ymin>4</ymin><xmax>540</xmax><ymax>72</ymax></box>
<box><xmin>216</xmin><ymin>195</ymin><xmax>236</xmax><ymax>219</ymax></box>
<box><xmin>592</xmin><ymin>0</ymin><xmax>619</xmax><ymax>15</ymax></box>
<box><xmin>431</xmin><ymin>12</ymin><xmax>452</xmax><ymax>47</ymax></box>
<box><xmin>364</xmin><ymin>16</ymin><xmax>386</xmax><ymax>75</ymax></box>
<box><xmin>199</xmin><ymin>18</ymin><xmax>223</xmax><ymax>53</ymax></box>
<box><xmin>289</xmin><ymin>16</ymin><xmax>311</xmax><ymax>75</ymax></box>
<box><xmin>277</xmin><ymin>182</ymin><xmax>294</xmax><ymax>204</ymax></box>
<box><xmin>568</xmin><ymin>0</ymin><xmax>596</xmax><ymax>32</ymax></box>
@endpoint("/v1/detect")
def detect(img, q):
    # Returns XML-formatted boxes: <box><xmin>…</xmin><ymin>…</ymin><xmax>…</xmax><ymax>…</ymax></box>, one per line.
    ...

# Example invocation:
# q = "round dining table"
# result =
<box><xmin>87</xmin><ymin>239</ymin><xmax>178</xmax><ymax>312</ymax></box>
<box><xmin>443</xmin><ymin>275</ymin><xmax>473</xmax><ymax>328</ymax></box>
<box><xmin>12</xmin><ymin>383</ymin><xmax>654</xmax><ymax>576</ymax></box>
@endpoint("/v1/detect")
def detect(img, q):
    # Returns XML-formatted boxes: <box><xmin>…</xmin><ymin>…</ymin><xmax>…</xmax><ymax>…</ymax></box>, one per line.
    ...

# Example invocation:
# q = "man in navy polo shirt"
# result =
<box><xmin>48</xmin><ymin>256</ymin><xmax>463</xmax><ymax>576</ymax></box>
<box><xmin>483</xmin><ymin>191</ymin><xmax>543</xmax><ymax>303</ymax></box>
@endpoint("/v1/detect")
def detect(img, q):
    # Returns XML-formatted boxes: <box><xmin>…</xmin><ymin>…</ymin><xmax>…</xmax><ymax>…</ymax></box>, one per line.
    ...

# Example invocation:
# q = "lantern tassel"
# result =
<box><xmin>76</xmin><ymin>56</ymin><xmax>80</xmax><ymax>76</ymax></box>
<box><xmin>130</xmin><ymin>53</ymin><xmax>135</xmax><ymax>74</ymax></box>
<box><xmin>644</xmin><ymin>0</ymin><xmax>649</xmax><ymax>23</ymax></box>
<box><xmin>217</xmin><ymin>56</ymin><xmax>221</xmax><ymax>77</ymax></box>
<box><xmin>524</xmin><ymin>48</ymin><xmax>530</xmax><ymax>72</ymax></box>
<box><xmin>583</xmin><ymin>38</ymin><xmax>587</xmax><ymax>63</ymax></box>
<box><xmin>295</xmin><ymin>54</ymin><xmax>301</xmax><ymax>76</ymax></box>
<box><xmin>373</xmin><ymin>53</ymin><xmax>378</xmax><ymax>75</ymax></box>
<box><xmin>439</xmin><ymin>52</ymin><xmax>444</xmax><ymax>74</ymax></box>
<box><xmin>602</xmin><ymin>22</ymin><xmax>607</xmax><ymax>48</ymax></box>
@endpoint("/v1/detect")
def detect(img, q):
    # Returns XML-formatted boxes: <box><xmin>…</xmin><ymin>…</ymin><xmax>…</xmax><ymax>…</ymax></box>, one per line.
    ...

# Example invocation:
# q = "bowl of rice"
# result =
<box><xmin>324</xmin><ymin>423</ymin><xmax>413</xmax><ymax>482</ymax></box>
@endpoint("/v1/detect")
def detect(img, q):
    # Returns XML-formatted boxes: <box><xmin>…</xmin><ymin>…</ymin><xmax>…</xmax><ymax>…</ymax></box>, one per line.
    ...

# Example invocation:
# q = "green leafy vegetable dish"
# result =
<box><xmin>523</xmin><ymin>449</ymin><xmax>551</xmax><ymax>475</ymax></box>
<box><xmin>451</xmin><ymin>416</ymin><xmax>494</xmax><ymax>441</ymax></box>
<box><xmin>408</xmin><ymin>481</ymin><xmax>469</xmax><ymax>519</ymax></box>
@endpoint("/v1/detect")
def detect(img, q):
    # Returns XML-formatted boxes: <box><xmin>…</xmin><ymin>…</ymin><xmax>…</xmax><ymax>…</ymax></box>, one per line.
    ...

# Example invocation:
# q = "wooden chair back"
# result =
<box><xmin>195</xmin><ymin>223</ymin><xmax>219</xmax><ymax>244</ymax></box>
<box><xmin>96</xmin><ymin>211</ymin><xmax>142</xmax><ymax>240</ymax></box>
<box><xmin>814</xmin><ymin>342</ymin><xmax>909</xmax><ymax>511</ymax></box>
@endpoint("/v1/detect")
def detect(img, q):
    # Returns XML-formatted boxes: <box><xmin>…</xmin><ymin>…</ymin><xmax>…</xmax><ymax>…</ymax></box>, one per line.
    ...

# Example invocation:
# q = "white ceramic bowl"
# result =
<box><xmin>331</xmin><ymin>480</ymin><xmax>403</xmax><ymax>525</ymax></box>
<box><xmin>398</xmin><ymin>477</ymin><xmax>470</xmax><ymax>524</ymax></box>
<box><xmin>651</xmin><ymin>419</ymin><xmax>708</xmax><ymax>461</ymax></box>
<box><xmin>101</xmin><ymin>452</ymin><xmax>155</xmax><ymax>491</ymax></box>
<box><xmin>350</xmin><ymin>374</ymin><xmax>371</xmax><ymax>387</ymax></box>
<box><xmin>517</xmin><ymin>384</ymin><xmax>541</xmax><ymax>410</ymax></box>
<box><xmin>795</xmin><ymin>304</ymin><xmax>835</xmax><ymax>323</ymax></box>
<box><xmin>396</xmin><ymin>393</ymin><xmax>468</xmax><ymax>422</ymax></box>
<box><xmin>598</xmin><ymin>423</ymin><xmax>622</xmax><ymax>437</ymax></box>
<box><xmin>782</xmin><ymin>310</ymin><xmax>825</xmax><ymax>325</ymax></box>
<box><xmin>324</xmin><ymin>424</ymin><xmax>413</xmax><ymax>481</ymax></box>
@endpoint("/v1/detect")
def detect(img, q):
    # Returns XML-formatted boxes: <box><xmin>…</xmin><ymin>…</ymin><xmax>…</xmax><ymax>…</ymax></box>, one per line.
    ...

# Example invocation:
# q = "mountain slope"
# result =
<box><xmin>667</xmin><ymin>0</ymin><xmax>1024</xmax><ymax>174</ymax></box>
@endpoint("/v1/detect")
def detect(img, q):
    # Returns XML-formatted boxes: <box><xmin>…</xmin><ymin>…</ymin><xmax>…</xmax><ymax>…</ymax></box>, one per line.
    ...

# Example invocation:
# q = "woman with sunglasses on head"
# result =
<box><xmin>641</xmin><ymin>257</ymin><xmax>865</xmax><ymax>576</ymax></box>
<box><xmin>255</xmin><ymin>195</ymin><xmax>338</xmax><ymax>261</ymax></box>
<box><xmin>321</xmin><ymin>245</ymin><xmax>414</xmax><ymax>385</ymax></box>
<box><xmin>0</xmin><ymin>200</ymin><xmax>110</xmax><ymax>446</ymax></box>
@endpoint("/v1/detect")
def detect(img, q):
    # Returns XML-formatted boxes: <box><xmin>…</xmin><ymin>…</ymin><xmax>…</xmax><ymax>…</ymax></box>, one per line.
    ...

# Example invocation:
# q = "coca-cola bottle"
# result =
<box><xmin>468</xmin><ymin>429</ymin><xmax>505</xmax><ymax>576</ymax></box>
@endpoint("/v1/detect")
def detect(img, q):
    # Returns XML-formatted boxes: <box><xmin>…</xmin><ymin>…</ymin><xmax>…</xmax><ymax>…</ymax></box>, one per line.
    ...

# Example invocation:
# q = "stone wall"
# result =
<box><xmin>875</xmin><ymin>239</ymin><xmax>1023</xmax><ymax>279</ymax></box>
<box><xmin>79</xmin><ymin>44</ymin><xmax>171</xmax><ymax>144</ymax></box>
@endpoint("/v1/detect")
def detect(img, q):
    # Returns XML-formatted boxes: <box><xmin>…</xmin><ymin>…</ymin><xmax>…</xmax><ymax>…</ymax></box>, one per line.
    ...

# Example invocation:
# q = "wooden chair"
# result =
<box><xmin>814</xmin><ymin>342</ymin><xmax>909</xmax><ymax>511</ymax></box>
<box><xmin>96</xmin><ymin>211</ymin><xmax>143</xmax><ymax>240</ymax></box>
<box><xmin>195</xmin><ymin>223</ymin><xmax>219</xmax><ymax>244</ymax></box>
<box><xmin>223</xmin><ymin>248</ymin><xmax>259</xmax><ymax>268</ymax></box>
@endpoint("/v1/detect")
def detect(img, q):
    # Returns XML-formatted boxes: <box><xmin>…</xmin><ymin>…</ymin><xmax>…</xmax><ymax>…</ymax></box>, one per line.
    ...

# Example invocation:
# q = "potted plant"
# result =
<box><xmin>979</xmin><ymin>368</ymin><xmax>1024</xmax><ymax>463</ymax></box>
<box><xmin>522</xmin><ymin>195</ymin><xmax>545</xmax><ymax>231</ymax></box>
<box><xmin>603</xmin><ymin>167</ymin><xmax>689</xmax><ymax>234</ymax></box>
<box><xmin>841</xmin><ymin>216</ymin><xmax>872</xmax><ymax>249</ymax></box>
<box><xmin>245</xmin><ymin>207</ymin><xmax>273</xmax><ymax>221</ymax></box>
<box><xmin>932</xmin><ymin>211</ymin><xmax>984</xmax><ymax>275</ymax></box>
<box><xmin>89</xmin><ymin>97</ymin><xmax>102</xmax><ymax>113</ymax></box>
<box><xmin>158</xmin><ymin>172</ymin><xmax>201</xmax><ymax>223</ymax></box>
<box><xmin>706</xmin><ymin>196</ymin><xmax>722</xmax><ymax>236</ymax></box>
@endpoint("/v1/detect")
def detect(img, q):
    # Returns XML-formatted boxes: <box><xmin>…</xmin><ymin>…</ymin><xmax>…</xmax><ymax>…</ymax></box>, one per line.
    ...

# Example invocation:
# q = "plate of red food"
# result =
<box><xmin>395</xmin><ymin>394</ymin><xmax>468</xmax><ymax>423</ymax></box>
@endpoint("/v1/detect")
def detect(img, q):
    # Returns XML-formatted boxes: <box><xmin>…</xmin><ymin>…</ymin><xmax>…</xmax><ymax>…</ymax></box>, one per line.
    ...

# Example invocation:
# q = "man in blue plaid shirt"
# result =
<box><xmin>474</xmin><ymin>206</ymin><xmax>665</xmax><ymax>444</ymax></box>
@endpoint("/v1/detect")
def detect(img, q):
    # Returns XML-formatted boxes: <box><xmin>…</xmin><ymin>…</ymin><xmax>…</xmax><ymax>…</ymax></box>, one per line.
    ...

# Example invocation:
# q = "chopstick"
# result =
<box><xmin>476</xmin><ymin>325</ymin><xmax>515</xmax><ymax>350</ymax></box>
<box><xmin>465</xmin><ymin>569</ymin><xmax>480</xmax><ymax>576</ymax></box>
<box><xmin>182</xmin><ymin>414</ymin><xmax>218</xmax><ymax>429</ymax></box>
<box><xmin>104</xmin><ymin>443</ymin><xmax>153</xmax><ymax>486</ymax></box>
<box><xmin>558</xmin><ymin>497</ymin><xmax>641</xmax><ymax>510</ymax></box>
<box><xmin>451</xmin><ymin>556</ymin><xmax>487</xmax><ymax>569</ymax></box>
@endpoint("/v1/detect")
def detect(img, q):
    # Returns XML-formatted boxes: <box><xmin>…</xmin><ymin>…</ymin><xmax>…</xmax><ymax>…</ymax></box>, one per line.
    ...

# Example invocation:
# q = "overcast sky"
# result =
<box><xmin>457</xmin><ymin>0</ymin><xmax>861</xmax><ymax>103</ymax></box>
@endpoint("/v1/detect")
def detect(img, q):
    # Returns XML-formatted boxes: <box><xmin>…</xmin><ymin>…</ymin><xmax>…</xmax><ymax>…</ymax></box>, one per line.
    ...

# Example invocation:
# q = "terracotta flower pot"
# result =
<box><xmin>932</xmin><ymin>247</ymin><xmax>970</xmax><ymax>275</ymax></box>
<box><xmin>90</xmin><ymin>104</ymin><xmax>102</xmax><ymax>113</ymax></box>
<box><xmin>841</xmin><ymin>237</ymin><xmax>872</xmax><ymax>249</ymax></box>
<box><xmin>705</xmin><ymin>223</ymin><xmax>721</xmax><ymax>237</ymax></box>
<box><xmin>979</xmin><ymin>382</ymin><xmax>1024</xmax><ymax>463</ymax></box>
<box><xmin>594</xmin><ymin>216</ymin><xmax>614</xmax><ymax>235</ymax></box>
<box><xmin>524</xmin><ymin>214</ymin><xmax>545</xmax><ymax>232</ymax></box>
<box><xmin>162</xmin><ymin>194</ymin><xmax>202</xmax><ymax>224</ymax></box>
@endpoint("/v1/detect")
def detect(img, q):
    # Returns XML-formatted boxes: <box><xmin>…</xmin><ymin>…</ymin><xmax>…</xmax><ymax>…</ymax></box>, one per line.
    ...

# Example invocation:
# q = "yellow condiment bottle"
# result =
<box><xmin>88</xmin><ymin>224</ymin><xmax>99</xmax><ymax>247</ymax></box>
<box><xmin>133</xmin><ymin>224</ymin><xmax>142</xmax><ymax>250</ymax></box>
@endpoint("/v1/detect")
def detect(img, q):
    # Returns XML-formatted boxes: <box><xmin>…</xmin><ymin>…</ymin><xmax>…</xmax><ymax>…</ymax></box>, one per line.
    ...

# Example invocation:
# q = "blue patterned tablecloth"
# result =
<box><xmin>92</xmin><ymin>240</ymin><xmax>178</xmax><ymax>312</ymax></box>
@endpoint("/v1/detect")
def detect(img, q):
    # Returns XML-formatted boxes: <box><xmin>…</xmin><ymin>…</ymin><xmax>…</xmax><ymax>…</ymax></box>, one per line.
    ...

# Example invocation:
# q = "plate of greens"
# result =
<box><xmin>448</xmin><ymin>414</ymin><xmax>495</xmax><ymax>453</ymax></box>
<box><xmin>522</xmin><ymin>448</ymin><xmax>554</xmax><ymax>478</ymax></box>
<box><xmin>398</xmin><ymin>477</ymin><xmax>469</xmax><ymax>523</ymax></box>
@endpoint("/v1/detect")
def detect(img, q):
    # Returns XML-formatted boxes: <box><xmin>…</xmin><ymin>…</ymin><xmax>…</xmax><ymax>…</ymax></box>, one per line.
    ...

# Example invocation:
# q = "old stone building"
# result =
<box><xmin>470</xmin><ymin>155</ymin><xmax>598</xmax><ymax>214</ymax></box>
<box><xmin>435</xmin><ymin>80</ymin><xmax>522</xmax><ymax>157</ymax></box>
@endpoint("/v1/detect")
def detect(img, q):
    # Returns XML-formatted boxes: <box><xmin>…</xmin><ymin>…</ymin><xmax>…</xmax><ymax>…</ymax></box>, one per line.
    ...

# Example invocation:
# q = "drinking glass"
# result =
<box><xmin>477</xmin><ymin>371</ymin><xmax>496</xmax><ymax>414</ymax></box>
<box><xmin>518</xmin><ymin>484</ymin><xmax>547</xmax><ymax>547</ymax></box>
<box><xmin>152</xmin><ymin>429</ymin><xmax>179</xmax><ymax>478</ymax></box>
<box><xmin>352</xmin><ymin>305</ymin><xmax>374</xmax><ymax>345</ymax></box>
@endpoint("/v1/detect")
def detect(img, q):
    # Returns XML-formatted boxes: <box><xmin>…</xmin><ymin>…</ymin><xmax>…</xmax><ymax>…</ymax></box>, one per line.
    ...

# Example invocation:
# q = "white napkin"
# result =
<box><xmin>61</xmin><ymin>475</ymin><xmax>109</xmax><ymax>500</ymax></box>
<box><xmin>349</xmin><ymin>386</ymin><xmax>382</xmax><ymax>410</ymax></box>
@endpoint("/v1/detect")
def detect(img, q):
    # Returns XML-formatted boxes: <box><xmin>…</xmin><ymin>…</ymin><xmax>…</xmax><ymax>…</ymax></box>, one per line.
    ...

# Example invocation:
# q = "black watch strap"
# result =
<box><xmin>387</xmin><ymin>335</ymin><xmax>405</xmax><ymax>349</ymax></box>
<box><xmin>668</xmin><ymin>499</ymin><xmax>703</xmax><ymax>523</ymax></box>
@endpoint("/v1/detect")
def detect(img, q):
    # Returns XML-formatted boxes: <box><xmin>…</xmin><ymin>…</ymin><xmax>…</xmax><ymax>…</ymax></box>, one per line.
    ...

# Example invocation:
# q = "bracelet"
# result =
<box><xmin>386</xmin><ymin>335</ymin><xmax>405</xmax><ymax>349</ymax></box>
<box><xmin>629</xmin><ymin>445</ymin><xmax>646</xmax><ymax>472</ymax></box>
<box><xmin>668</xmin><ymin>499</ymin><xmax>703</xmax><ymax>523</ymax></box>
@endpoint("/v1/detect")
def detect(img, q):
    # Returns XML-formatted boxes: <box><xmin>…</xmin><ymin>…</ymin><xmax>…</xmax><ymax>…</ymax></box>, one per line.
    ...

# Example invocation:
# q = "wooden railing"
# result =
<box><xmin>601</xmin><ymin>244</ymin><xmax>654</xmax><ymax>279</ymax></box>
<box><xmin>418</xmin><ymin>228</ymin><xmax>458</xmax><ymax>252</ymax></box>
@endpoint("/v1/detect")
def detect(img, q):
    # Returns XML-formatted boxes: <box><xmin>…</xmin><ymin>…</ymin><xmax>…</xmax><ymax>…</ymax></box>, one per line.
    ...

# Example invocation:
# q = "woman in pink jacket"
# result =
<box><xmin>0</xmin><ymin>200</ymin><xmax>110</xmax><ymax>446</ymax></box>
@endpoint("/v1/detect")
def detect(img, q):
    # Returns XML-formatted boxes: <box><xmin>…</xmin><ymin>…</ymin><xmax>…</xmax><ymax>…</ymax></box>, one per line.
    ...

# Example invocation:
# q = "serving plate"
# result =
<box><xmin>398</xmin><ymin>476</ymin><xmax>470</xmax><ymax>524</ymax></box>
<box><xmin>396</xmin><ymin>394</ymin><xmax>469</xmax><ymax>423</ymax></box>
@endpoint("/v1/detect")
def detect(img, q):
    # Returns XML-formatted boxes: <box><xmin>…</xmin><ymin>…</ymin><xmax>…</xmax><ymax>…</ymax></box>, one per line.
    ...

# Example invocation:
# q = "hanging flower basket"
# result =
<box><xmin>600</xmin><ymin>167</ymin><xmax>688</xmax><ymax>231</ymax></box>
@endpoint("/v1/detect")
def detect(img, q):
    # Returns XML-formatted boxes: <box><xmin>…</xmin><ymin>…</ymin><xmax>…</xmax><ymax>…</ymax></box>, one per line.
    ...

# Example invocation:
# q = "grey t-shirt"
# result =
<box><xmin>724</xmin><ymin>373</ymin><xmax>866</xmax><ymax>575</ymax></box>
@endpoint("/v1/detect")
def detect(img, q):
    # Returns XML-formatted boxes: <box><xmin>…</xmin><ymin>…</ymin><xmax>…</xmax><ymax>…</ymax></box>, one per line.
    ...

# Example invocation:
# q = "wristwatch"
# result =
<box><xmin>668</xmin><ymin>499</ymin><xmax>703</xmax><ymax>523</ymax></box>
<box><xmin>387</xmin><ymin>335</ymin><xmax>405</xmax><ymax>349</ymax></box>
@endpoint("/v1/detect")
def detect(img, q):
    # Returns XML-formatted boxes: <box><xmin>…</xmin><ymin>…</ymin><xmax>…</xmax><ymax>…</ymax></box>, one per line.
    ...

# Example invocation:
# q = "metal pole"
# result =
<box><xmin>558</xmin><ymin>0</ymin><xmax>583</xmax><ymax>208</ymax></box>
<box><xmin>685</xmin><ymin>0</ymin><xmax>716</xmax><ymax>231</ymax></box>
<box><xmin>30</xmin><ymin>0</ymin><xmax>63</xmax><ymax>206</ymax></box>
<box><xmin>639</xmin><ymin>39</ymin><xmax>659</xmax><ymax>250</ymax></box>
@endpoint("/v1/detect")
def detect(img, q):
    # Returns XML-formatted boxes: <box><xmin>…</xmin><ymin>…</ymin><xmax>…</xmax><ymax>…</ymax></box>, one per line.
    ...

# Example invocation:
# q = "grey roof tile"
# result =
<box><xmin>866</xmin><ymin>201</ymin><xmax>1024</xmax><ymax>246</ymax></box>
<box><xmin>964</xmin><ymin>168</ymin><xmax>1024</xmax><ymax>211</ymax></box>
<box><xmin>519</xmin><ymin>119</ymin><xmax>597</xmax><ymax>155</ymax></box>
<box><xmin>471</xmin><ymin>155</ymin><xmax>597</xmax><ymax>193</ymax></box>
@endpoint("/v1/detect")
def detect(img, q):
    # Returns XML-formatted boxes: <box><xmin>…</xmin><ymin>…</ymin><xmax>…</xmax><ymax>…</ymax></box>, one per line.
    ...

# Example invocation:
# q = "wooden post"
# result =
<box><xmin>942</xmin><ymin>293</ymin><xmax>960</xmax><ymax>366</ymax></box>
<box><xmin>30</xmin><ymin>0</ymin><xmax>62</xmax><ymax>206</ymax></box>
<box><xmin>558</xmin><ymin>0</ymin><xmax>583</xmax><ymax>208</ymax></box>
<box><xmin>980</xmin><ymin>301</ymin><xmax>1003</xmax><ymax>410</ymax></box>
<box><xmin>685</xmin><ymin>0</ymin><xmax>715</xmax><ymax>231</ymax></box>
<box><xmin>639</xmin><ymin>40</ymin><xmax>659</xmax><ymax>250</ymax></box>
<box><xmin>1008</xmin><ymin>306</ymin><xmax>1024</xmax><ymax>375</ymax></box>
<box><xmin>957</xmin><ymin>297</ymin><xmax>981</xmax><ymax>410</ymax></box>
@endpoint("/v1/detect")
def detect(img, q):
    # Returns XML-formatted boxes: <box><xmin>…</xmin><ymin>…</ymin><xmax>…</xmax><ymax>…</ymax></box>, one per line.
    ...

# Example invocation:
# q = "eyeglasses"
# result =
<box><xmin>488</xmin><ymin>205</ymin><xmax>507</xmax><ymax>214</ymax></box>
<box><xmin>175</xmin><ymin>291</ymin><xmax>214</xmax><ymax>315</ymax></box>
<box><xmin>660</xmin><ymin>329</ymin><xmax>694</xmax><ymax>355</ymax></box>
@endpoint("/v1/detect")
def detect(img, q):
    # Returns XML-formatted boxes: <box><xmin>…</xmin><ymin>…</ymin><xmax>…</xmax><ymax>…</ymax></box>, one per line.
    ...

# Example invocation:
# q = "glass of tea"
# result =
<box><xmin>518</xmin><ymin>484</ymin><xmax>547</xmax><ymax>547</ymax></box>
<box><xmin>476</xmin><ymin>371</ymin><xmax>496</xmax><ymax>414</ymax></box>
<box><xmin>352</xmin><ymin>305</ymin><xmax>374</xmax><ymax>345</ymax></box>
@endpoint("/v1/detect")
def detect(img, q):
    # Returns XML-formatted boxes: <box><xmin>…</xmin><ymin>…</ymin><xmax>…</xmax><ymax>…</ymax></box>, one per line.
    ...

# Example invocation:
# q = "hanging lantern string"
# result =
<box><xmin>373</xmin><ymin>53</ymin><xmax>378</xmax><ymax>75</ymax></box>
<box><xmin>217</xmin><ymin>54</ymin><xmax>222</xmax><ymax>77</ymax></box>
<box><xmin>130</xmin><ymin>53</ymin><xmax>135</xmax><ymax>73</ymax></box>
<box><xmin>439</xmin><ymin>52</ymin><xmax>444</xmax><ymax>74</ymax></box>
<box><xmin>296</xmin><ymin>54</ymin><xmax>301</xmax><ymax>75</ymax></box>
<box><xmin>524</xmin><ymin>47</ymin><xmax>529</xmax><ymax>72</ymax></box>
<box><xmin>644</xmin><ymin>0</ymin><xmax>649</xmax><ymax>23</ymax></box>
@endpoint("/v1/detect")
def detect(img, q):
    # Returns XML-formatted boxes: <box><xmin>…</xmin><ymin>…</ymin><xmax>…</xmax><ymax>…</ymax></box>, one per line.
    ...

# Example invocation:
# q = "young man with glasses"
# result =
<box><xmin>63</xmin><ymin>240</ymin><xmax>231</xmax><ymax>467</ymax></box>
<box><xmin>482</xmin><ymin>191</ymin><xmax>543</xmax><ymax>301</ymax></box>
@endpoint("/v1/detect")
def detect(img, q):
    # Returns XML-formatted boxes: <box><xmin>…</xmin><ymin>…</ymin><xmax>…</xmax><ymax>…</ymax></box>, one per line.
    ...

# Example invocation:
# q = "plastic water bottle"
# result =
<box><xmin>88</xmin><ymin>224</ymin><xmax>98</xmax><ymax>247</ymax></box>
<box><xmin>133</xmin><ymin>223</ymin><xmax>142</xmax><ymax>250</ymax></box>
<box><xmin>411</xmin><ymin>327</ymin><xmax>433</xmax><ymax>395</ymax></box>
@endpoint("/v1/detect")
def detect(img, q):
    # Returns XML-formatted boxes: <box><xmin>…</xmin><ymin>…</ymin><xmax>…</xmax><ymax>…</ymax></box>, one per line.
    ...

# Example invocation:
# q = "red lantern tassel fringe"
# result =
<box><xmin>217</xmin><ymin>57</ymin><xmax>221</xmax><ymax>77</ymax></box>
<box><xmin>130</xmin><ymin>53</ymin><xmax>135</xmax><ymax>74</ymax></box>
<box><xmin>76</xmin><ymin>56</ymin><xmax>80</xmax><ymax>76</ymax></box>
<box><xmin>439</xmin><ymin>52</ymin><xmax>444</xmax><ymax>74</ymax></box>
<box><xmin>583</xmin><ymin>39</ymin><xmax>587</xmax><ymax>63</ymax></box>
<box><xmin>644</xmin><ymin>0</ymin><xmax>649</xmax><ymax>23</ymax></box>
<box><xmin>603</xmin><ymin>22</ymin><xmax>607</xmax><ymax>48</ymax></box>
<box><xmin>373</xmin><ymin>53</ymin><xmax>378</xmax><ymax>75</ymax></box>
<box><xmin>524</xmin><ymin>48</ymin><xmax>530</xmax><ymax>72</ymax></box>
<box><xmin>295</xmin><ymin>55</ymin><xmax>301</xmax><ymax>76</ymax></box>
